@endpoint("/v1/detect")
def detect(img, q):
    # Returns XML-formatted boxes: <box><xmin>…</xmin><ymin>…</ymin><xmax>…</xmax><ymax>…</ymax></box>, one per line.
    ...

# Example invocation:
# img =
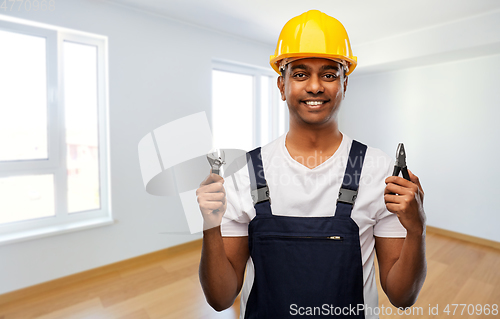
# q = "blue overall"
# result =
<box><xmin>244</xmin><ymin>140</ymin><xmax>367</xmax><ymax>319</ymax></box>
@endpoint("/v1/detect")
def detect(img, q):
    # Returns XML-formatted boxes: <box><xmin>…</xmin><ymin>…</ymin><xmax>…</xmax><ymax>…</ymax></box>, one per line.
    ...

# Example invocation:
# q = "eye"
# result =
<box><xmin>323</xmin><ymin>73</ymin><xmax>338</xmax><ymax>80</ymax></box>
<box><xmin>293</xmin><ymin>72</ymin><xmax>307</xmax><ymax>79</ymax></box>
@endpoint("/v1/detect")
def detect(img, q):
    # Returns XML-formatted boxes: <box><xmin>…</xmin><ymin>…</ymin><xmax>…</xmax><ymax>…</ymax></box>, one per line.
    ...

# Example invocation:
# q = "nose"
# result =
<box><xmin>305</xmin><ymin>75</ymin><xmax>324</xmax><ymax>94</ymax></box>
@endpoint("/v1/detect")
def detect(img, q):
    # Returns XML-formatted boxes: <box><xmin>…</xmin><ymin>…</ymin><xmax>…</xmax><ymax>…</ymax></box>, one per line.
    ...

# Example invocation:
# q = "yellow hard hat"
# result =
<box><xmin>270</xmin><ymin>10</ymin><xmax>357</xmax><ymax>75</ymax></box>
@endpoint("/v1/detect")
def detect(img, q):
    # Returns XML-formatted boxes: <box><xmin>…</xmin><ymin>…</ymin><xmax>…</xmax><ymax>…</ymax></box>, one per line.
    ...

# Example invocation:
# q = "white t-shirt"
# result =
<box><xmin>220</xmin><ymin>133</ymin><xmax>407</xmax><ymax>319</ymax></box>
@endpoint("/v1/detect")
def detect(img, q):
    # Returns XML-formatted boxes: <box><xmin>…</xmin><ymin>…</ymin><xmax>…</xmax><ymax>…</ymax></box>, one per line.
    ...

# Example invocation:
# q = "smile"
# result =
<box><xmin>305</xmin><ymin>101</ymin><xmax>324</xmax><ymax>106</ymax></box>
<box><xmin>303</xmin><ymin>100</ymin><xmax>327</xmax><ymax>109</ymax></box>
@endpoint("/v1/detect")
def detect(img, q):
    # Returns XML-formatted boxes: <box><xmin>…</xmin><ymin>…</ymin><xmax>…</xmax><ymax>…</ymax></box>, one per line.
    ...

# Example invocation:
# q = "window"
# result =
<box><xmin>0</xmin><ymin>17</ymin><xmax>111</xmax><ymax>244</ymax></box>
<box><xmin>211</xmin><ymin>60</ymin><xmax>288</xmax><ymax>152</ymax></box>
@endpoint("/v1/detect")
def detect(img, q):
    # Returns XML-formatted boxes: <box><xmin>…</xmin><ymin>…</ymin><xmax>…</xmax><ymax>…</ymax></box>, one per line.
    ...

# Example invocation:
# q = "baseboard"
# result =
<box><xmin>0</xmin><ymin>238</ymin><xmax>202</xmax><ymax>307</ymax></box>
<box><xmin>2</xmin><ymin>227</ymin><xmax>497</xmax><ymax>307</ymax></box>
<box><xmin>427</xmin><ymin>225</ymin><xmax>500</xmax><ymax>250</ymax></box>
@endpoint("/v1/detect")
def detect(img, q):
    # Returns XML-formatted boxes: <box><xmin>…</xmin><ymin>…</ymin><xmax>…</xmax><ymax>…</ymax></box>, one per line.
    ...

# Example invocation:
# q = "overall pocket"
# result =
<box><xmin>250</xmin><ymin>233</ymin><xmax>364</xmax><ymax>318</ymax></box>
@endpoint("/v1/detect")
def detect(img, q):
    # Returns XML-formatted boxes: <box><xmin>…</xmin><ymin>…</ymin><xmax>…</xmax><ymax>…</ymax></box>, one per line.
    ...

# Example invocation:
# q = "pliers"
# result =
<box><xmin>393</xmin><ymin>143</ymin><xmax>411</xmax><ymax>181</ymax></box>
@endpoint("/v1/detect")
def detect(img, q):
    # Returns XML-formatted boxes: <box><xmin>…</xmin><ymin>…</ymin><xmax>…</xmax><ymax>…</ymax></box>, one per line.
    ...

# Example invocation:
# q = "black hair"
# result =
<box><xmin>280</xmin><ymin>65</ymin><xmax>287</xmax><ymax>77</ymax></box>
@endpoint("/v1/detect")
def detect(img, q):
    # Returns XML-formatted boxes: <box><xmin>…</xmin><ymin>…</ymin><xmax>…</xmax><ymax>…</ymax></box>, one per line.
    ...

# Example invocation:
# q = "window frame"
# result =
<box><xmin>0</xmin><ymin>17</ymin><xmax>112</xmax><ymax>245</ymax></box>
<box><xmin>211</xmin><ymin>59</ymin><xmax>288</xmax><ymax>149</ymax></box>
<box><xmin>0</xmin><ymin>20</ymin><xmax>59</xmax><ymax>170</ymax></box>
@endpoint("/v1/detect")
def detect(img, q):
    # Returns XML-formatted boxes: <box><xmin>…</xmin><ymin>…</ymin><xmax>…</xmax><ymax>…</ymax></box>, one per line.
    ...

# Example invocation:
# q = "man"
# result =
<box><xmin>197</xmin><ymin>10</ymin><xmax>426</xmax><ymax>319</ymax></box>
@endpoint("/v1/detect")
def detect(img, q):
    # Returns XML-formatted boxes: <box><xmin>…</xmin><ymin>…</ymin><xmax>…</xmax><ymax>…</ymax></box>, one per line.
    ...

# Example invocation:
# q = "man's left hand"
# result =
<box><xmin>384</xmin><ymin>170</ymin><xmax>426</xmax><ymax>236</ymax></box>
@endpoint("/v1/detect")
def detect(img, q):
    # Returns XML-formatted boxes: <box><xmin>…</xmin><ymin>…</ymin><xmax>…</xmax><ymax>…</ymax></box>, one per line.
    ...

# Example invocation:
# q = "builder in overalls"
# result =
<box><xmin>197</xmin><ymin>10</ymin><xmax>426</xmax><ymax>319</ymax></box>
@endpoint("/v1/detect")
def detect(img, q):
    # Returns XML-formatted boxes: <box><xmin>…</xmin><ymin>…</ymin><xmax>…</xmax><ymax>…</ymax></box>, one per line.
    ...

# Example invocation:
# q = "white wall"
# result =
<box><xmin>353</xmin><ymin>10</ymin><xmax>500</xmax><ymax>76</ymax></box>
<box><xmin>0</xmin><ymin>1</ymin><xmax>273</xmax><ymax>295</ymax></box>
<box><xmin>341</xmin><ymin>53</ymin><xmax>500</xmax><ymax>242</ymax></box>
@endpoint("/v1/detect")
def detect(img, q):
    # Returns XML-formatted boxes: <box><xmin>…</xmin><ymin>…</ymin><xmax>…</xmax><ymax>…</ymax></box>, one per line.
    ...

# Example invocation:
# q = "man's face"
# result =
<box><xmin>278</xmin><ymin>58</ymin><xmax>348</xmax><ymax>127</ymax></box>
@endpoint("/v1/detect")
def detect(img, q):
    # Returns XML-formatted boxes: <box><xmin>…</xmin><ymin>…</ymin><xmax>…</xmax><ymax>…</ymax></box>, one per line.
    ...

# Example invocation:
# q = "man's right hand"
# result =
<box><xmin>197</xmin><ymin>171</ymin><xmax>249</xmax><ymax>311</ymax></box>
<box><xmin>196</xmin><ymin>171</ymin><xmax>227</xmax><ymax>230</ymax></box>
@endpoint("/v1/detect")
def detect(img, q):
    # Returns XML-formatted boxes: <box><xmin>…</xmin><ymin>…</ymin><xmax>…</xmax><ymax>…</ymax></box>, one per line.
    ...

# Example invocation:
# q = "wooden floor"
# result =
<box><xmin>377</xmin><ymin>232</ymin><xmax>500</xmax><ymax>319</ymax></box>
<box><xmin>1</xmin><ymin>231</ymin><xmax>499</xmax><ymax>319</ymax></box>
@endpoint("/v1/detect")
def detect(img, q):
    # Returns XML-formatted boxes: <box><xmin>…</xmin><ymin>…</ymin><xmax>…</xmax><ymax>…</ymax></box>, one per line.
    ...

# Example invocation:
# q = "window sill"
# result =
<box><xmin>0</xmin><ymin>217</ymin><xmax>115</xmax><ymax>246</ymax></box>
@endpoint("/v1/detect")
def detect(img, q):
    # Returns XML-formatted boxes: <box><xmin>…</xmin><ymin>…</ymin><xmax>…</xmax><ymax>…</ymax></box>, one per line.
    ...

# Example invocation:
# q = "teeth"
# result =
<box><xmin>305</xmin><ymin>101</ymin><xmax>324</xmax><ymax>106</ymax></box>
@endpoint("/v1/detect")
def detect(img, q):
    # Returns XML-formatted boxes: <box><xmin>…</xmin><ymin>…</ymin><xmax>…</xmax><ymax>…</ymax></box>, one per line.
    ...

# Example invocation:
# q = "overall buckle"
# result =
<box><xmin>251</xmin><ymin>185</ymin><xmax>271</xmax><ymax>205</ymax></box>
<box><xmin>337</xmin><ymin>188</ymin><xmax>357</xmax><ymax>205</ymax></box>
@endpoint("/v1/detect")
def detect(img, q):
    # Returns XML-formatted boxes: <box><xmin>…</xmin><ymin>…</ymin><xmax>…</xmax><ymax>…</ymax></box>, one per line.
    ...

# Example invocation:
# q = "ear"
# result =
<box><xmin>277</xmin><ymin>76</ymin><xmax>286</xmax><ymax>101</ymax></box>
<box><xmin>343</xmin><ymin>76</ymin><xmax>348</xmax><ymax>98</ymax></box>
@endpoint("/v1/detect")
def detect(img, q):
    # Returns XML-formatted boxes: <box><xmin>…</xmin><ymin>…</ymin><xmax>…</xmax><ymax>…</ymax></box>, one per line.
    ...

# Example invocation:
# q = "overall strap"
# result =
<box><xmin>335</xmin><ymin>140</ymin><xmax>367</xmax><ymax>218</ymax></box>
<box><xmin>247</xmin><ymin>147</ymin><xmax>272</xmax><ymax>216</ymax></box>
